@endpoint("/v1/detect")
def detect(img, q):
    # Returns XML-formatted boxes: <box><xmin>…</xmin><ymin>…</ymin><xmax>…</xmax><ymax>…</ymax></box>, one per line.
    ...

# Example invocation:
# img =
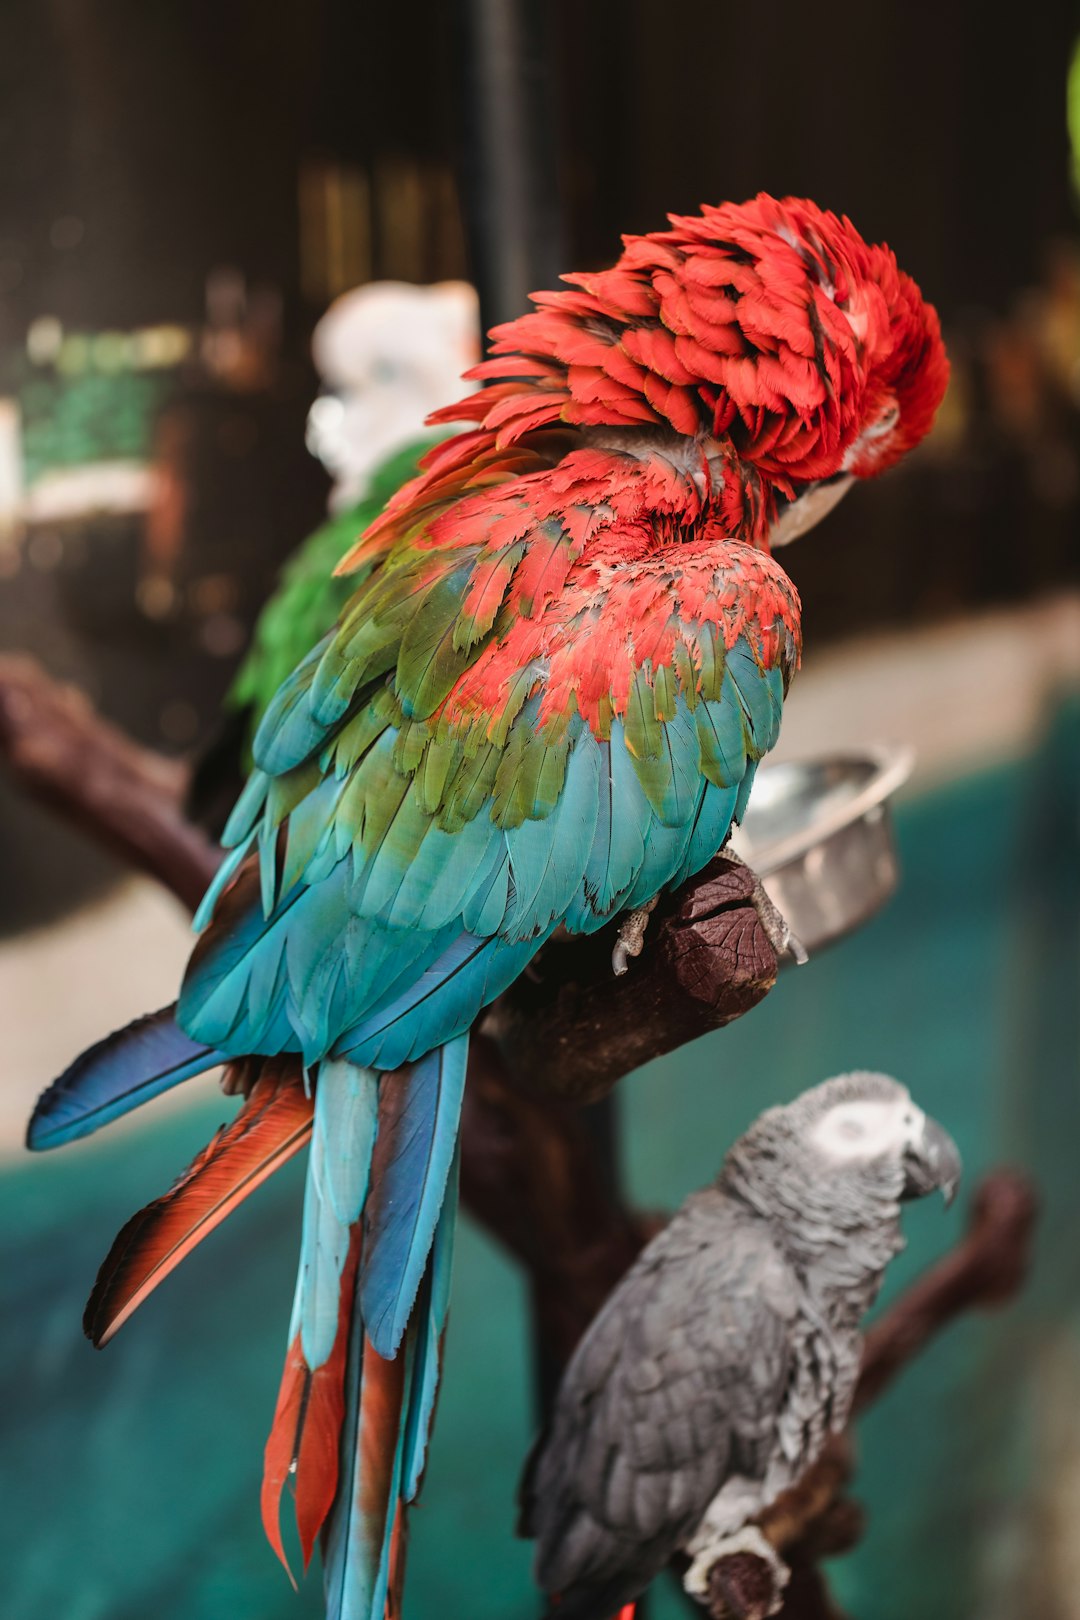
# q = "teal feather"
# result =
<box><xmin>571</xmin><ymin>721</ymin><xmax>652</xmax><ymax>928</ymax></box>
<box><xmin>402</xmin><ymin>1145</ymin><xmax>458</xmax><ymax>1500</ymax></box>
<box><xmin>359</xmin><ymin>789</ymin><xmax>437</xmax><ymax>919</ymax></box>
<box><xmin>359</xmin><ymin>1036</ymin><xmax>469</xmax><ymax>1358</ymax></box>
<box><xmin>632</xmin><ymin>700</ymin><xmax>702</xmax><ymax>827</ymax></box>
<box><xmin>221</xmin><ymin>767</ymin><xmax>271</xmax><ymax>849</ymax></box>
<box><xmin>502</xmin><ymin>727</ymin><xmax>600</xmax><ymax>940</ymax></box>
<box><xmin>725</xmin><ymin>639</ymin><xmax>784</xmax><ymax>753</ymax></box>
<box><xmin>253</xmin><ymin>634</ymin><xmax>336</xmax><ymax>777</ymax></box>
<box><xmin>673</xmin><ymin>779</ymin><xmax>741</xmax><ymax>888</ymax></box>
<box><xmin>696</xmin><ymin>691</ymin><xmax>748</xmax><ymax>788</ymax></box>
<box><xmin>26</xmin><ymin>1006</ymin><xmax>224</xmax><ymax>1150</ymax></box>
<box><xmin>735</xmin><ymin>758</ymin><xmax>760</xmax><ymax>824</ymax></box>
<box><xmin>460</xmin><ymin>842</ymin><xmax>511</xmax><ymax>937</ymax></box>
<box><xmin>322</xmin><ymin>1318</ymin><xmax>415</xmax><ymax>1620</ymax></box>
<box><xmin>621</xmin><ymin>813</ymin><xmax>697</xmax><ymax>911</ymax></box>
<box><xmin>293</xmin><ymin>1061</ymin><xmax>379</xmax><ymax>1369</ymax></box>
<box><xmin>384</xmin><ymin>813</ymin><xmax>498</xmax><ymax>933</ymax></box>
<box><xmin>280</xmin><ymin>773</ymin><xmax>350</xmax><ymax>899</ymax></box>
<box><xmin>335</xmin><ymin>929</ymin><xmax>546</xmax><ymax>1070</ymax></box>
<box><xmin>192</xmin><ymin>827</ymin><xmax>256</xmax><ymax>933</ymax></box>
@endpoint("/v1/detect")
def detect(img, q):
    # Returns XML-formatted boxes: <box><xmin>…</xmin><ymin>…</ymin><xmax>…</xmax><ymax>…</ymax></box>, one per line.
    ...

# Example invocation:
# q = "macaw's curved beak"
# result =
<box><xmin>769</xmin><ymin>472</ymin><xmax>854</xmax><ymax>548</ymax></box>
<box><xmin>902</xmin><ymin>1117</ymin><xmax>962</xmax><ymax>1207</ymax></box>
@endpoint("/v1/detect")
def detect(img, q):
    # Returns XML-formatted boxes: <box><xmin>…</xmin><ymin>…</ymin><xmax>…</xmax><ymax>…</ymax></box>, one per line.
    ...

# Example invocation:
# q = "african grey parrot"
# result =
<box><xmin>520</xmin><ymin>1072</ymin><xmax>961</xmax><ymax>1619</ymax></box>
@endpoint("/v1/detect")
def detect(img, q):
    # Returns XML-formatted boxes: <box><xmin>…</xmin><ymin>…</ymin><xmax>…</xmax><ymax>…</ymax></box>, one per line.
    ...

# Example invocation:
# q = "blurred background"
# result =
<box><xmin>1</xmin><ymin>2</ymin><xmax>1078</xmax><ymax>1617</ymax></box>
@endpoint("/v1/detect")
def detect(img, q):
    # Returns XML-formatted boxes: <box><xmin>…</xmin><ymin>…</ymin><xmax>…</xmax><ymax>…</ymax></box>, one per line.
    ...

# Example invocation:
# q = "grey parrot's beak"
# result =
<box><xmin>902</xmin><ymin>1118</ymin><xmax>962</xmax><ymax>1206</ymax></box>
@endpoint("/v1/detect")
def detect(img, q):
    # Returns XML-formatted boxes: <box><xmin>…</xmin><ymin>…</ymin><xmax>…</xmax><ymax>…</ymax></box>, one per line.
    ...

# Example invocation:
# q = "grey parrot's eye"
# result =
<box><xmin>837</xmin><ymin>1118</ymin><xmax>865</xmax><ymax>1141</ymax></box>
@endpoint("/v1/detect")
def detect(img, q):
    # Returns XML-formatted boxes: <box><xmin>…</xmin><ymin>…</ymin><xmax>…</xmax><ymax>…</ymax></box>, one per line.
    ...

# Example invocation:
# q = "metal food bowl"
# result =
<box><xmin>730</xmin><ymin>746</ymin><xmax>915</xmax><ymax>957</ymax></box>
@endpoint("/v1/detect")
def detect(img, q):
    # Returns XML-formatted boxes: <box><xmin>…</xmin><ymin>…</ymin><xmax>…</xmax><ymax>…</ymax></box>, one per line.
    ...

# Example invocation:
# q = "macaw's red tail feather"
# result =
<box><xmin>83</xmin><ymin>1058</ymin><xmax>313</xmax><ymax>1347</ymax></box>
<box><xmin>358</xmin><ymin>1335</ymin><xmax>408</xmax><ymax>1546</ymax></box>
<box><xmin>262</xmin><ymin>1228</ymin><xmax>362</xmax><ymax>1574</ymax></box>
<box><xmin>260</xmin><ymin>1334</ymin><xmax>305</xmax><ymax>1578</ymax></box>
<box><xmin>386</xmin><ymin>1503</ymin><xmax>408</xmax><ymax>1618</ymax></box>
<box><xmin>322</xmin><ymin>1328</ymin><xmax>410</xmax><ymax>1620</ymax></box>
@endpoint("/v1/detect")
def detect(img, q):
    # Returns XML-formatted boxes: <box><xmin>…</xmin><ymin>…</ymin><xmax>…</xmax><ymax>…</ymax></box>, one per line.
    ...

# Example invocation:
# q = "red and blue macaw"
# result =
<box><xmin>28</xmin><ymin>195</ymin><xmax>948</xmax><ymax>1620</ymax></box>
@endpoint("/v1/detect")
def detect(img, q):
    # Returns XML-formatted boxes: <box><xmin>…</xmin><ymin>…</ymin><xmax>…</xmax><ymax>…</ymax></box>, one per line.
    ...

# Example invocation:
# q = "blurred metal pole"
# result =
<box><xmin>451</xmin><ymin>9</ymin><xmax>640</xmax><ymax>1607</ymax></box>
<box><xmin>454</xmin><ymin>0</ymin><xmax>566</xmax><ymax>329</ymax></box>
<box><xmin>452</xmin><ymin>0</ymin><xmax>626</xmax><ymax>1384</ymax></box>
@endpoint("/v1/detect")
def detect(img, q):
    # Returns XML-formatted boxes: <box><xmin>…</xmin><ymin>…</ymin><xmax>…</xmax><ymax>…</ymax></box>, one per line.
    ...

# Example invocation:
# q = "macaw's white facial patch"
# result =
<box><xmin>809</xmin><ymin>1097</ymin><xmax>923</xmax><ymax>1165</ymax></box>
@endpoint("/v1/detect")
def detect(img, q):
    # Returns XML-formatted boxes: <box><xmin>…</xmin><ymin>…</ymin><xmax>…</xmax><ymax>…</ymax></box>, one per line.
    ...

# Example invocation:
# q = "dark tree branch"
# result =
<box><xmin>484</xmin><ymin>855</ymin><xmax>782</xmax><ymax>1105</ymax></box>
<box><xmin>460</xmin><ymin>1033</ymin><xmax>652</xmax><ymax>1368</ymax></box>
<box><xmin>0</xmin><ymin>656</ymin><xmax>219</xmax><ymax>910</ymax></box>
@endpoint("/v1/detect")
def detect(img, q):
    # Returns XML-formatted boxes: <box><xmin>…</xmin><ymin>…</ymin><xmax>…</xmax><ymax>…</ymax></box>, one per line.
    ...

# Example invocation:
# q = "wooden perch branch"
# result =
<box><xmin>485</xmin><ymin>854</ymin><xmax>783</xmax><ymax>1104</ymax></box>
<box><xmin>0</xmin><ymin>655</ymin><xmax>218</xmax><ymax>910</ymax></box>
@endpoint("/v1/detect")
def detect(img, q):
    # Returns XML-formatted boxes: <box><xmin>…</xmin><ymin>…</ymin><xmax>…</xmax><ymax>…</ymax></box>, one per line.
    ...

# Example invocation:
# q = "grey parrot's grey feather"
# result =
<box><xmin>520</xmin><ymin>1072</ymin><xmax>961</xmax><ymax>1620</ymax></box>
<box><xmin>524</xmin><ymin>1193</ymin><xmax>796</xmax><ymax>1614</ymax></box>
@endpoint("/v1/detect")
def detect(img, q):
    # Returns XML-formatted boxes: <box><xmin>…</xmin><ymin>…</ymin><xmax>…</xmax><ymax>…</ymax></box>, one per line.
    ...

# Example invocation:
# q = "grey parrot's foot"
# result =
<box><xmin>611</xmin><ymin>894</ymin><xmax>659</xmax><ymax>976</ymax></box>
<box><xmin>721</xmin><ymin>846</ymin><xmax>807</xmax><ymax>965</ymax></box>
<box><xmin>683</xmin><ymin>1525</ymin><xmax>790</xmax><ymax>1618</ymax></box>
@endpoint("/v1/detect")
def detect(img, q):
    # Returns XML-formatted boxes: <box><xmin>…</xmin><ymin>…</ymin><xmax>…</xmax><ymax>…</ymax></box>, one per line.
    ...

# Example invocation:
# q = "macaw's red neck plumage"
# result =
<box><xmin>430</xmin><ymin>192</ymin><xmax>948</xmax><ymax>485</ymax></box>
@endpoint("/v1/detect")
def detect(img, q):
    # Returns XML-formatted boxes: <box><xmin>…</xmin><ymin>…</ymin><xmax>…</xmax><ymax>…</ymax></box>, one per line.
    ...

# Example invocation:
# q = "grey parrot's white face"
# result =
<box><xmin>808</xmin><ymin>1092</ymin><xmax>924</xmax><ymax>1168</ymax></box>
<box><xmin>728</xmin><ymin>1072</ymin><xmax>962</xmax><ymax>1225</ymax></box>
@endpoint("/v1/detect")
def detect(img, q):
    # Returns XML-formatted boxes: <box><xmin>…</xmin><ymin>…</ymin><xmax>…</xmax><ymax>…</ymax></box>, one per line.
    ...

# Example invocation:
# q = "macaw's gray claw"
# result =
<box><xmin>611</xmin><ymin>895</ymin><xmax>659</xmax><ymax>976</ymax></box>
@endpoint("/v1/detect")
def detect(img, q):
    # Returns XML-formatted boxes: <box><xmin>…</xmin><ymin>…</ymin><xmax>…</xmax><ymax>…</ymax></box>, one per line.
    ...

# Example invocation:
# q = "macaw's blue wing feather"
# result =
<box><xmin>27</xmin><ymin>1005</ymin><xmax>224</xmax><ymax>1150</ymax></box>
<box><xmin>624</xmin><ymin>684</ymin><xmax>703</xmax><ymax>828</ymax></box>
<box><xmin>735</xmin><ymin>758</ymin><xmax>761</xmax><ymax>824</ymax></box>
<box><xmin>359</xmin><ymin>1035</ymin><xmax>468</xmax><ymax>1359</ymax></box>
<box><xmin>672</xmin><ymin>779</ymin><xmax>741</xmax><ymax>890</ymax></box>
<box><xmin>379</xmin><ymin>810</ymin><xmax>499</xmax><ymax>933</ymax></box>
<box><xmin>502</xmin><ymin>725</ymin><xmax>601</xmax><ymax>941</ymax></box>
<box><xmin>724</xmin><ymin>642</ymin><xmax>786</xmax><ymax>755</ymax></box>
<box><xmin>695</xmin><ymin>691</ymin><xmax>750</xmax><ymax>789</ymax></box>
<box><xmin>252</xmin><ymin>632</ymin><xmax>338</xmax><ymax>777</ymax></box>
<box><xmin>571</xmin><ymin>724</ymin><xmax>651</xmax><ymax>928</ymax></box>
<box><xmin>335</xmin><ymin>928</ymin><xmax>546</xmax><ymax>1071</ymax></box>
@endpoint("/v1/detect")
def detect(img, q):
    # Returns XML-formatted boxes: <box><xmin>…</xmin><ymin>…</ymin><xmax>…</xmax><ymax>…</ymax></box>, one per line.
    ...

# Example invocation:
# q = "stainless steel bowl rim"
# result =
<box><xmin>747</xmin><ymin>743</ymin><xmax>915</xmax><ymax>877</ymax></box>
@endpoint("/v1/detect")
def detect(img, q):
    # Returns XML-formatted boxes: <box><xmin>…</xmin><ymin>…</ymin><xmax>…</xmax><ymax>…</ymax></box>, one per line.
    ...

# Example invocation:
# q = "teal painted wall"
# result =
<box><xmin>2</xmin><ymin>698</ymin><xmax>1076</xmax><ymax>1620</ymax></box>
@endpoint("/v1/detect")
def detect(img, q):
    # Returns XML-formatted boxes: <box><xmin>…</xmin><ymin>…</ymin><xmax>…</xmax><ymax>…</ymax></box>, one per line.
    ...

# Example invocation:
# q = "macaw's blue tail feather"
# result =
<box><xmin>27</xmin><ymin>1004</ymin><xmax>225</xmax><ymax>1151</ymax></box>
<box><xmin>323</xmin><ymin>1158</ymin><xmax>459</xmax><ymax>1620</ymax></box>
<box><xmin>263</xmin><ymin>1041</ymin><xmax>464</xmax><ymax>1609</ymax></box>
<box><xmin>294</xmin><ymin>1060</ymin><xmax>380</xmax><ymax>1369</ymax></box>
<box><xmin>359</xmin><ymin>1033</ymin><xmax>469</xmax><ymax>1359</ymax></box>
<box><xmin>401</xmin><ymin>1143</ymin><xmax>458</xmax><ymax>1500</ymax></box>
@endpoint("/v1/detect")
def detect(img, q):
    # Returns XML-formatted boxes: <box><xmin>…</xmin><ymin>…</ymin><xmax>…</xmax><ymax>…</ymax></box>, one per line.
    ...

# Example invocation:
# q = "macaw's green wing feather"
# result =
<box><xmin>230</xmin><ymin>436</ymin><xmax>445</xmax><ymax>745</ymax></box>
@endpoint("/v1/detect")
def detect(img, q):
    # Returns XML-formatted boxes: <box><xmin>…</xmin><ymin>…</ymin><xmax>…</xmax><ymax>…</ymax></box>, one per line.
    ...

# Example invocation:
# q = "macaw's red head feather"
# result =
<box><xmin>431</xmin><ymin>192</ymin><xmax>948</xmax><ymax>486</ymax></box>
<box><xmin>843</xmin><ymin>253</ymin><xmax>950</xmax><ymax>476</ymax></box>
